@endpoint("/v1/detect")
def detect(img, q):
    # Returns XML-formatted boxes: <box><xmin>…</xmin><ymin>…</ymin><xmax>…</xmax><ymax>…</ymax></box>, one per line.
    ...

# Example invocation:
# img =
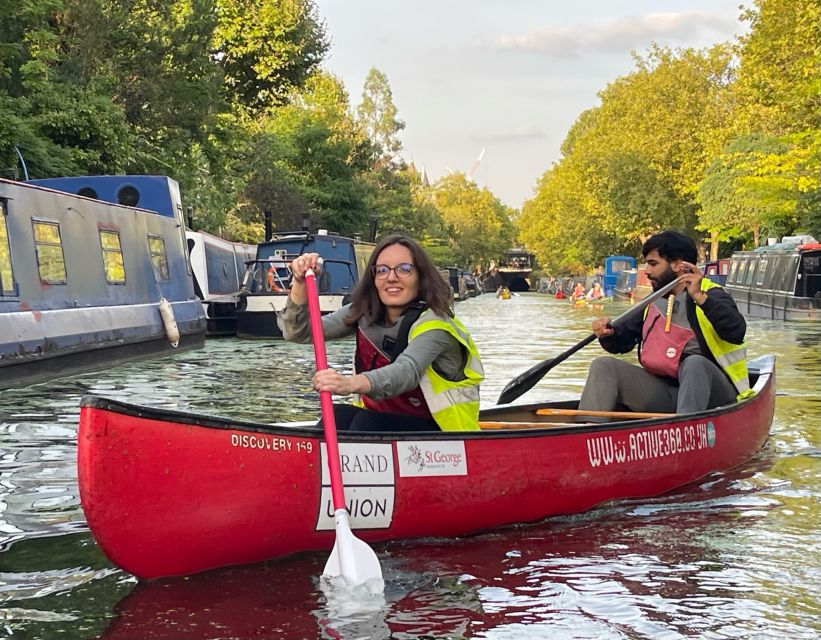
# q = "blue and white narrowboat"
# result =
<box><xmin>235</xmin><ymin>231</ymin><xmax>374</xmax><ymax>338</ymax></box>
<box><xmin>0</xmin><ymin>176</ymin><xmax>206</xmax><ymax>389</ymax></box>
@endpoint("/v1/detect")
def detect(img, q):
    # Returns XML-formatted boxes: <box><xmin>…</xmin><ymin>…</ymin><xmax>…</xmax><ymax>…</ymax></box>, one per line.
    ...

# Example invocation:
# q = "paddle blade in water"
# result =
<box><xmin>323</xmin><ymin>509</ymin><xmax>383</xmax><ymax>588</ymax></box>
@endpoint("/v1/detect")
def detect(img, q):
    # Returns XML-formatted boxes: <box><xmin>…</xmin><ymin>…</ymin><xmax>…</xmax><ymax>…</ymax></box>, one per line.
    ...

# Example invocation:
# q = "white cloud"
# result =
<box><xmin>495</xmin><ymin>12</ymin><xmax>738</xmax><ymax>58</ymax></box>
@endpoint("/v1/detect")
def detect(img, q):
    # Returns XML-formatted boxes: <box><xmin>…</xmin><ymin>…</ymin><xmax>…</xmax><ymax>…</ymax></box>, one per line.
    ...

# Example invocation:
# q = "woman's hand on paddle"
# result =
<box><xmin>592</xmin><ymin>317</ymin><xmax>614</xmax><ymax>338</ymax></box>
<box><xmin>290</xmin><ymin>253</ymin><xmax>322</xmax><ymax>284</ymax></box>
<box><xmin>313</xmin><ymin>368</ymin><xmax>371</xmax><ymax>396</ymax></box>
<box><xmin>288</xmin><ymin>253</ymin><xmax>321</xmax><ymax>305</ymax></box>
<box><xmin>678</xmin><ymin>261</ymin><xmax>707</xmax><ymax>305</ymax></box>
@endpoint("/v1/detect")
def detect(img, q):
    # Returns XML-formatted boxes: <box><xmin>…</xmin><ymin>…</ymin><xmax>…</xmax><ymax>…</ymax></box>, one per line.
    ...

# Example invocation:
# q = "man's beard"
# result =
<box><xmin>650</xmin><ymin>266</ymin><xmax>676</xmax><ymax>291</ymax></box>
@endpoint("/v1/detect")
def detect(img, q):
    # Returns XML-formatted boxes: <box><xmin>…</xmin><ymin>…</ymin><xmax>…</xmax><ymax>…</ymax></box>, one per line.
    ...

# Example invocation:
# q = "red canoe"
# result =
<box><xmin>77</xmin><ymin>355</ymin><xmax>775</xmax><ymax>579</ymax></box>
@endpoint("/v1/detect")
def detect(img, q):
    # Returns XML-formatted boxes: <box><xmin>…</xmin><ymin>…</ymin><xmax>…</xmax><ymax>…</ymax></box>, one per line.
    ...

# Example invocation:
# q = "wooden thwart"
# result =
<box><xmin>536</xmin><ymin>408</ymin><xmax>674</xmax><ymax>419</ymax></box>
<box><xmin>480</xmin><ymin>421</ymin><xmax>594</xmax><ymax>430</ymax></box>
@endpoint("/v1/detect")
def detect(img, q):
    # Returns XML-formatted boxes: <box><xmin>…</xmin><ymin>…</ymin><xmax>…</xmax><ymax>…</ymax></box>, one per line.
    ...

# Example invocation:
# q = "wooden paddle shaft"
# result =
<box><xmin>536</xmin><ymin>408</ymin><xmax>674</xmax><ymax>419</ymax></box>
<box><xmin>480</xmin><ymin>421</ymin><xmax>594</xmax><ymax>430</ymax></box>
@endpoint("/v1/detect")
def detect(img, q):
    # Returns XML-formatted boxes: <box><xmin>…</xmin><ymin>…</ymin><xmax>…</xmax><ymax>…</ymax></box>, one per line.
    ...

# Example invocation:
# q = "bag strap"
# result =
<box><xmin>386</xmin><ymin>301</ymin><xmax>428</xmax><ymax>362</ymax></box>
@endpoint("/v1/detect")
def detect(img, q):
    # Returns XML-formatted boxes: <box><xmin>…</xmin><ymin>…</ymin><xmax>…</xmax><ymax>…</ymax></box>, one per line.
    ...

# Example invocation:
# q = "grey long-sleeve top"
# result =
<box><xmin>279</xmin><ymin>300</ymin><xmax>468</xmax><ymax>400</ymax></box>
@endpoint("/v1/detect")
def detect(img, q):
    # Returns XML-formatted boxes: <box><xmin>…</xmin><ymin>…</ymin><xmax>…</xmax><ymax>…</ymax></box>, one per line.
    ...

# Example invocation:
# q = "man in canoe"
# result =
<box><xmin>281</xmin><ymin>234</ymin><xmax>484</xmax><ymax>432</ymax></box>
<box><xmin>579</xmin><ymin>230</ymin><xmax>752</xmax><ymax>415</ymax></box>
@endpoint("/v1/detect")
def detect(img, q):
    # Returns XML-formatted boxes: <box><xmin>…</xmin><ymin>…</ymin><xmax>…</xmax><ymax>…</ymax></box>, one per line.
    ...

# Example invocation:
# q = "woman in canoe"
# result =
<box><xmin>281</xmin><ymin>234</ymin><xmax>484</xmax><ymax>432</ymax></box>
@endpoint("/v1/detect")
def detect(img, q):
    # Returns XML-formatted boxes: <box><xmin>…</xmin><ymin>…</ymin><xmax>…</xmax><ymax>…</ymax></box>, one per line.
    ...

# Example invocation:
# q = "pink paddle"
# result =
<box><xmin>304</xmin><ymin>268</ymin><xmax>383</xmax><ymax>587</ymax></box>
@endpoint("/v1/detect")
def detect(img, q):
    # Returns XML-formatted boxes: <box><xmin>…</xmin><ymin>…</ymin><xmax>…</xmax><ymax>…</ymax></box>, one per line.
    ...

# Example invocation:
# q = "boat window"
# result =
<box><xmin>99</xmin><ymin>230</ymin><xmax>126</xmax><ymax>284</ymax></box>
<box><xmin>609</xmin><ymin>259</ymin><xmax>633</xmax><ymax>273</ymax></box>
<box><xmin>768</xmin><ymin>255</ymin><xmax>786</xmax><ymax>291</ymax></box>
<box><xmin>727</xmin><ymin>259</ymin><xmax>740</xmax><ymax>285</ymax></box>
<box><xmin>32</xmin><ymin>220</ymin><xmax>67</xmax><ymax>284</ymax></box>
<box><xmin>148</xmin><ymin>235</ymin><xmax>170</xmax><ymax>282</ymax></box>
<box><xmin>0</xmin><ymin>202</ymin><xmax>14</xmax><ymax>295</ymax></box>
<box><xmin>735</xmin><ymin>258</ymin><xmax>749</xmax><ymax>286</ymax></box>
<box><xmin>802</xmin><ymin>253</ymin><xmax>821</xmax><ymax>298</ymax></box>
<box><xmin>756</xmin><ymin>258</ymin><xmax>770</xmax><ymax>288</ymax></box>
<box><xmin>778</xmin><ymin>255</ymin><xmax>800</xmax><ymax>293</ymax></box>
<box><xmin>117</xmin><ymin>185</ymin><xmax>140</xmax><ymax>207</ymax></box>
<box><xmin>744</xmin><ymin>257</ymin><xmax>758</xmax><ymax>286</ymax></box>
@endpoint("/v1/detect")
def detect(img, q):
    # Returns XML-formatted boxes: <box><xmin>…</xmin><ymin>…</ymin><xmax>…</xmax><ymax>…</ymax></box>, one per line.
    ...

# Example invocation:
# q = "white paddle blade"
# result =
<box><xmin>323</xmin><ymin>509</ymin><xmax>383</xmax><ymax>587</ymax></box>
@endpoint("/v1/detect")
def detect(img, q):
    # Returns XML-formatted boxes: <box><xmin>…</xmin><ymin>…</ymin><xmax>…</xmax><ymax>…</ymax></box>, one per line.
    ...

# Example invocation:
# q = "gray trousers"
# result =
<box><xmin>578</xmin><ymin>354</ymin><xmax>739</xmax><ymax>414</ymax></box>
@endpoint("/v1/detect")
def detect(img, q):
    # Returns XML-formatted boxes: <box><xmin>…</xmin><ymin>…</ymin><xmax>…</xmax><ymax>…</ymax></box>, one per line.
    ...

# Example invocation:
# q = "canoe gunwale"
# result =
<box><xmin>78</xmin><ymin>355</ymin><xmax>775</xmax><ymax>441</ymax></box>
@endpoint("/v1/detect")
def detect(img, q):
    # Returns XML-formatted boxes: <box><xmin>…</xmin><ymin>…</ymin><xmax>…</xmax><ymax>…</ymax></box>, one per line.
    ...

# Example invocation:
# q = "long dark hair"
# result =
<box><xmin>345</xmin><ymin>234</ymin><xmax>454</xmax><ymax>325</ymax></box>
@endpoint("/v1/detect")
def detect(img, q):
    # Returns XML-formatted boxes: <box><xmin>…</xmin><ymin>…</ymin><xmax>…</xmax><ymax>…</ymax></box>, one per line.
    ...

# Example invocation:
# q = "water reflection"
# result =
<box><xmin>0</xmin><ymin>294</ymin><xmax>819</xmax><ymax>639</ymax></box>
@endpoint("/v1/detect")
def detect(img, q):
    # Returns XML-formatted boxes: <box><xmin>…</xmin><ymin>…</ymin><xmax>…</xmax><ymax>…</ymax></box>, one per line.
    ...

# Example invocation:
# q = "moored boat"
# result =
<box><xmin>603</xmin><ymin>255</ymin><xmax>636</xmax><ymax>297</ymax></box>
<box><xmin>724</xmin><ymin>237</ymin><xmax>821</xmax><ymax>321</ymax></box>
<box><xmin>235</xmin><ymin>230</ymin><xmax>374</xmax><ymax>338</ymax></box>
<box><xmin>186</xmin><ymin>230</ymin><xmax>255</xmax><ymax>336</ymax></box>
<box><xmin>0</xmin><ymin>176</ymin><xmax>205</xmax><ymax>389</ymax></box>
<box><xmin>77</xmin><ymin>356</ymin><xmax>775</xmax><ymax>579</ymax></box>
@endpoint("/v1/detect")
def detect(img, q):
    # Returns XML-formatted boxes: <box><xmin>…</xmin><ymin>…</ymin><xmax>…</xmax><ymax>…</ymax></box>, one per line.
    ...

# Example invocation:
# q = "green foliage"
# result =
<box><xmin>734</xmin><ymin>0</ymin><xmax>820</xmax><ymax>135</ymax></box>
<box><xmin>432</xmin><ymin>174</ymin><xmax>516</xmax><ymax>270</ymax></box>
<box><xmin>356</xmin><ymin>67</ymin><xmax>405</xmax><ymax>166</ymax></box>
<box><xmin>214</xmin><ymin>0</ymin><xmax>328</xmax><ymax>112</ymax></box>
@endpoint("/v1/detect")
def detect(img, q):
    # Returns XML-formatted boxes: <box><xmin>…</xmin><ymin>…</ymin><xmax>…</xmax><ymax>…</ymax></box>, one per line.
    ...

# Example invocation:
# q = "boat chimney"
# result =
<box><xmin>187</xmin><ymin>206</ymin><xmax>194</xmax><ymax>230</ymax></box>
<box><xmin>263</xmin><ymin>210</ymin><xmax>272</xmax><ymax>241</ymax></box>
<box><xmin>368</xmin><ymin>216</ymin><xmax>378</xmax><ymax>243</ymax></box>
<box><xmin>301</xmin><ymin>212</ymin><xmax>310</xmax><ymax>233</ymax></box>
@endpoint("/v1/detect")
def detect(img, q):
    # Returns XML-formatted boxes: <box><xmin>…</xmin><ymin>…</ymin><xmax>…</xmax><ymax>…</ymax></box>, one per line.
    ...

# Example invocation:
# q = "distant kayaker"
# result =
<box><xmin>281</xmin><ymin>234</ymin><xmax>484</xmax><ymax>432</ymax></box>
<box><xmin>579</xmin><ymin>230</ymin><xmax>752</xmax><ymax>415</ymax></box>
<box><xmin>585</xmin><ymin>282</ymin><xmax>604</xmax><ymax>300</ymax></box>
<box><xmin>570</xmin><ymin>282</ymin><xmax>586</xmax><ymax>302</ymax></box>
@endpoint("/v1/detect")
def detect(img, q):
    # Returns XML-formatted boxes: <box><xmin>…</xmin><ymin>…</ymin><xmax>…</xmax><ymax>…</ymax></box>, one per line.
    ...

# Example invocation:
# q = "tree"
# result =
<box><xmin>214</xmin><ymin>0</ymin><xmax>329</xmax><ymax>112</ymax></box>
<box><xmin>432</xmin><ymin>174</ymin><xmax>516</xmax><ymax>269</ymax></box>
<box><xmin>356</xmin><ymin>67</ymin><xmax>405</xmax><ymax>166</ymax></box>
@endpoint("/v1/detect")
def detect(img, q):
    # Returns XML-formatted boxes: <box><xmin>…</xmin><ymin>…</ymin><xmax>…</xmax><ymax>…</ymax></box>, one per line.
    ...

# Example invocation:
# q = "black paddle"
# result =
<box><xmin>496</xmin><ymin>276</ymin><xmax>685</xmax><ymax>405</ymax></box>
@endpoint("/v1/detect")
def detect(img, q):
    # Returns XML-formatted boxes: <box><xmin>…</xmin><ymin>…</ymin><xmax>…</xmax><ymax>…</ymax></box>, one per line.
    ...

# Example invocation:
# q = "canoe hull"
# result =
<box><xmin>78</xmin><ymin>357</ymin><xmax>775</xmax><ymax>579</ymax></box>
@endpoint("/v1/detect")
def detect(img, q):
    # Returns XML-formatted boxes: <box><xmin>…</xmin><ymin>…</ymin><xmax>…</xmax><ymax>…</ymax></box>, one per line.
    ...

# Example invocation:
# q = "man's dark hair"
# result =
<box><xmin>642</xmin><ymin>230</ymin><xmax>698</xmax><ymax>264</ymax></box>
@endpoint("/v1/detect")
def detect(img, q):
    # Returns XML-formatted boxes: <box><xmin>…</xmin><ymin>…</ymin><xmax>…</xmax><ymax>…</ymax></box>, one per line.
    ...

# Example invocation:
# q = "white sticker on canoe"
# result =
<box><xmin>396</xmin><ymin>441</ymin><xmax>468</xmax><ymax>477</ymax></box>
<box><xmin>317</xmin><ymin>443</ymin><xmax>395</xmax><ymax>531</ymax></box>
<box><xmin>316</xmin><ymin>486</ymin><xmax>394</xmax><ymax>530</ymax></box>
<box><xmin>319</xmin><ymin>442</ymin><xmax>394</xmax><ymax>485</ymax></box>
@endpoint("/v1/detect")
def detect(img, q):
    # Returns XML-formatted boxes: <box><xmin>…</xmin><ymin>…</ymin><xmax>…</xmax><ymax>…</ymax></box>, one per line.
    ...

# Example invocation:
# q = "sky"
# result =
<box><xmin>314</xmin><ymin>1</ymin><xmax>750</xmax><ymax>209</ymax></box>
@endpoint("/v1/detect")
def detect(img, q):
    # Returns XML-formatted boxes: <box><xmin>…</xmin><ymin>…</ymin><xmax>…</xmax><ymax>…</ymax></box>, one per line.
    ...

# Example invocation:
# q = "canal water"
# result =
<box><xmin>1</xmin><ymin>294</ymin><xmax>819</xmax><ymax>639</ymax></box>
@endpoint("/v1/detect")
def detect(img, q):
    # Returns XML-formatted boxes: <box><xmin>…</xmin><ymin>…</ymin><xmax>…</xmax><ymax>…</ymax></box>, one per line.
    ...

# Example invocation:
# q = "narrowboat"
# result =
<box><xmin>0</xmin><ymin>176</ymin><xmax>205</xmax><ymax>389</ymax></box>
<box><xmin>603</xmin><ymin>255</ymin><xmax>637</xmax><ymax>296</ymax></box>
<box><xmin>77</xmin><ymin>356</ymin><xmax>775</xmax><ymax>579</ymax></box>
<box><xmin>235</xmin><ymin>231</ymin><xmax>374</xmax><ymax>339</ymax></box>
<box><xmin>724</xmin><ymin>236</ymin><xmax>821</xmax><ymax>321</ymax></box>
<box><xmin>613</xmin><ymin>268</ymin><xmax>637</xmax><ymax>301</ymax></box>
<box><xmin>444</xmin><ymin>267</ymin><xmax>469</xmax><ymax>301</ymax></box>
<box><xmin>482</xmin><ymin>249</ymin><xmax>534</xmax><ymax>293</ymax></box>
<box><xmin>702</xmin><ymin>258</ymin><xmax>731</xmax><ymax>286</ymax></box>
<box><xmin>186</xmin><ymin>230</ymin><xmax>255</xmax><ymax>336</ymax></box>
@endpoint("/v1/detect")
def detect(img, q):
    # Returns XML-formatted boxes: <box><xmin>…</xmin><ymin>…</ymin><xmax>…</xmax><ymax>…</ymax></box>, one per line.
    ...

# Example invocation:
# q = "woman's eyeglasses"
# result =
<box><xmin>372</xmin><ymin>263</ymin><xmax>415</xmax><ymax>279</ymax></box>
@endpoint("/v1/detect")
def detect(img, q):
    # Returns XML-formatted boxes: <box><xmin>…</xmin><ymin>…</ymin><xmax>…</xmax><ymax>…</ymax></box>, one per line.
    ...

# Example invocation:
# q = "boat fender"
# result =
<box><xmin>158</xmin><ymin>298</ymin><xmax>180</xmax><ymax>348</ymax></box>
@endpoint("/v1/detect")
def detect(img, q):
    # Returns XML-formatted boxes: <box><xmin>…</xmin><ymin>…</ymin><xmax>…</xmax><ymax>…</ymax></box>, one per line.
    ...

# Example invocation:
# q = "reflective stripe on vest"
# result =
<box><xmin>695</xmin><ymin>279</ymin><xmax>753</xmax><ymax>399</ymax></box>
<box><xmin>409</xmin><ymin>310</ymin><xmax>484</xmax><ymax>431</ymax></box>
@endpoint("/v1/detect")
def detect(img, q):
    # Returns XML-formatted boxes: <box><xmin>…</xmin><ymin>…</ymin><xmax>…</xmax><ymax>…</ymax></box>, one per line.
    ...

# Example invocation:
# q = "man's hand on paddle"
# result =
<box><xmin>676</xmin><ymin>261</ymin><xmax>708</xmax><ymax>306</ymax></box>
<box><xmin>592</xmin><ymin>317</ymin><xmax>614</xmax><ymax>338</ymax></box>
